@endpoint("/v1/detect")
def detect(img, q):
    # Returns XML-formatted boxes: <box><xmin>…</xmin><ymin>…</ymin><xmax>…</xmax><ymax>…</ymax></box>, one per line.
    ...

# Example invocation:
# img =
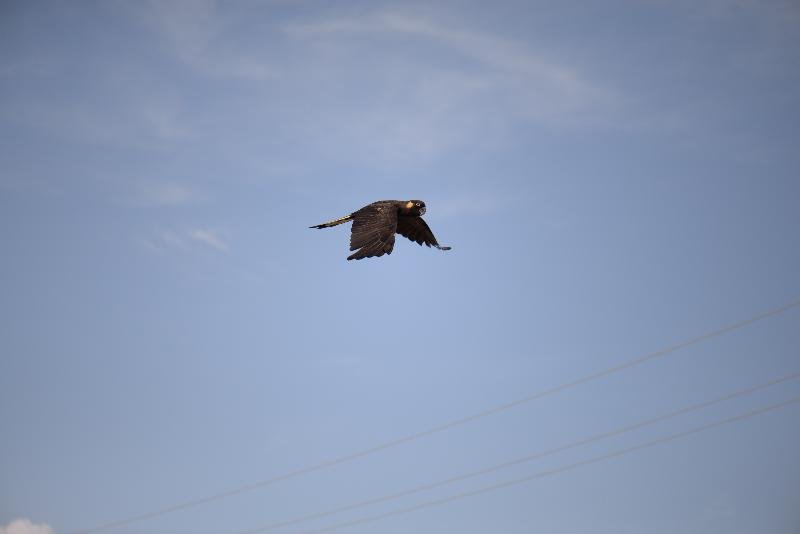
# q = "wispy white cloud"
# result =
<box><xmin>2</xmin><ymin>2</ymin><xmax>625</xmax><ymax>173</ymax></box>
<box><xmin>0</xmin><ymin>518</ymin><xmax>54</xmax><ymax>534</ymax></box>
<box><xmin>277</xmin><ymin>7</ymin><xmax>622</xmax><ymax>164</ymax></box>
<box><xmin>189</xmin><ymin>229</ymin><xmax>229</xmax><ymax>252</ymax></box>
<box><xmin>151</xmin><ymin>229</ymin><xmax>188</xmax><ymax>251</ymax></box>
<box><xmin>287</xmin><ymin>8</ymin><xmax>616</xmax><ymax>119</ymax></box>
<box><xmin>140</xmin><ymin>0</ymin><xmax>276</xmax><ymax>80</ymax></box>
<box><xmin>2</xmin><ymin>82</ymin><xmax>189</xmax><ymax>151</ymax></box>
<box><xmin>142</xmin><ymin>228</ymin><xmax>229</xmax><ymax>253</ymax></box>
<box><xmin>136</xmin><ymin>3</ymin><xmax>603</xmax><ymax>163</ymax></box>
<box><xmin>141</xmin><ymin>103</ymin><xmax>189</xmax><ymax>141</ymax></box>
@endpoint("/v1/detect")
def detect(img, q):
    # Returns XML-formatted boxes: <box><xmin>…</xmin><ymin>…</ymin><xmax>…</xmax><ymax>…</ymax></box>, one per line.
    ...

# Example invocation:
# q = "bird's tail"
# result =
<box><xmin>309</xmin><ymin>214</ymin><xmax>353</xmax><ymax>229</ymax></box>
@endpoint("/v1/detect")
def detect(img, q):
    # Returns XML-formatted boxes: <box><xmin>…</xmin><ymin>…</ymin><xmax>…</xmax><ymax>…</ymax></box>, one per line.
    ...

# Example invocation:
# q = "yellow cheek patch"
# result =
<box><xmin>406</xmin><ymin>201</ymin><xmax>414</xmax><ymax>209</ymax></box>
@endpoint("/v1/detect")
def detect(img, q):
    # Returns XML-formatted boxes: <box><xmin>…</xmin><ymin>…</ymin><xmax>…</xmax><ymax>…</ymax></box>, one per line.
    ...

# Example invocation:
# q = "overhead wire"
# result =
<box><xmin>73</xmin><ymin>298</ymin><xmax>800</xmax><ymax>534</ymax></box>
<box><xmin>301</xmin><ymin>395</ymin><xmax>800</xmax><ymax>534</ymax></box>
<box><xmin>236</xmin><ymin>371</ymin><xmax>800</xmax><ymax>533</ymax></box>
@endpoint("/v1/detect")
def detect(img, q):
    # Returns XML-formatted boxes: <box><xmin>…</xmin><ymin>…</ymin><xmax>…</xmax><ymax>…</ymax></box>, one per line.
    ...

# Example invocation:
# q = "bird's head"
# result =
<box><xmin>404</xmin><ymin>200</ymin><xmax>426</xmax><ymax>216</ymax></box>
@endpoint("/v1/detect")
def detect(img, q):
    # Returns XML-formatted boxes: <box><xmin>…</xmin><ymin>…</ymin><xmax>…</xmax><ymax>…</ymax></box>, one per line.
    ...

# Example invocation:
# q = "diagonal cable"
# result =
<box><xmin>238</xmin><ymin>371</ymin><xmax>799</xmax><ymax>533</ymax></box>
<box><xmin>302</xmin><ymin>395</ymin><xmax>800</xmax><ymax>534</ymax></box>
<box><xmin>73</xmin><ymin>298</ymin><xmax>800</xmax><ymax>534</ymax></box>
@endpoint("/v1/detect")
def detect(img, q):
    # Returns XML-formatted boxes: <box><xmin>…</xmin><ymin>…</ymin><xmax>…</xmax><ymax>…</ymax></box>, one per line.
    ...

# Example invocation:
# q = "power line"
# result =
<box><xmin>237</xmin><ymin>371</ymin><xmax>800</xmax><ymax>533</ymax></box>
<box><xmin>73</xmin><ymin>298</ymin><xmax>800</xmax><ymax>534</ymax></box>
<box><xmin>301</xmin><ymin>395</ymin><xmax>800</xmax><ymax>534</ymax></box>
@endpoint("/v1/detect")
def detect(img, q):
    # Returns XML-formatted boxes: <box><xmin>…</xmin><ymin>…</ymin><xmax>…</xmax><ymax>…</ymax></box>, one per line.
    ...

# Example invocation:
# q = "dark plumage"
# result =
<box><xmin>310</xmin><ymin>200</ymin><xmax>452</xmax><ymax>260</ymax></box>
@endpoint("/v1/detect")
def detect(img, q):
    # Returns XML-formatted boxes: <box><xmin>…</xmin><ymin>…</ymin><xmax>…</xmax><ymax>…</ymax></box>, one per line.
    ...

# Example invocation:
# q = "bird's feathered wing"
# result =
<box><xmin>347</xmin><ymin>203</ymin><xmax>398</xmax><ymax>260</ymax></box>
<box><xmin>396</xmin><ymin>217</ymin><xmax>450</xmax><ymax>250</ymax></box>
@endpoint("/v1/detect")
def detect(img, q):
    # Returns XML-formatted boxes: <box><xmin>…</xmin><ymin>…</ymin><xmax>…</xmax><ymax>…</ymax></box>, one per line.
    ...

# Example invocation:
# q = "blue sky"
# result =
<box><xmin>1</xmin><ymin>1</ymin><xmax>799</xmax><ymax>533</ymax></box>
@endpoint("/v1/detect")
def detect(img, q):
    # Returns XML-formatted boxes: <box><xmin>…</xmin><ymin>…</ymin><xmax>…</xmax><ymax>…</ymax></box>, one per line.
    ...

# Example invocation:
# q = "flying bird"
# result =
<box><xmin>310</xmin><ymin>200</ymin><xmax>452</xmax><ymax>260</ymax></box>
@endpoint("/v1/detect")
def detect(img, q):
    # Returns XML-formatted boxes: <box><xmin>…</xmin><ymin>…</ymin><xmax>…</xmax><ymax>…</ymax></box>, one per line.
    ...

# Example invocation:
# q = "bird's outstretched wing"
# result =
<box><xmin>396</xmin><ymin>217</ymin><xmax>451</xmax><ymax>250</ymax></box>
<box><xmin>348</xmin><ymin>203</ymin><xmax>398</xmax><ymax>260</ymax></box>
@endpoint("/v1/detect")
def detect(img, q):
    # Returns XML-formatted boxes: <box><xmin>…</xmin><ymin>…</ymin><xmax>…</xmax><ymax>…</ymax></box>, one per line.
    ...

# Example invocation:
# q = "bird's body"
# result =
<box><xmin>310</xmin><ymin>200</ymin><xmax>452</xmax><ymax>260</ymax></box>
